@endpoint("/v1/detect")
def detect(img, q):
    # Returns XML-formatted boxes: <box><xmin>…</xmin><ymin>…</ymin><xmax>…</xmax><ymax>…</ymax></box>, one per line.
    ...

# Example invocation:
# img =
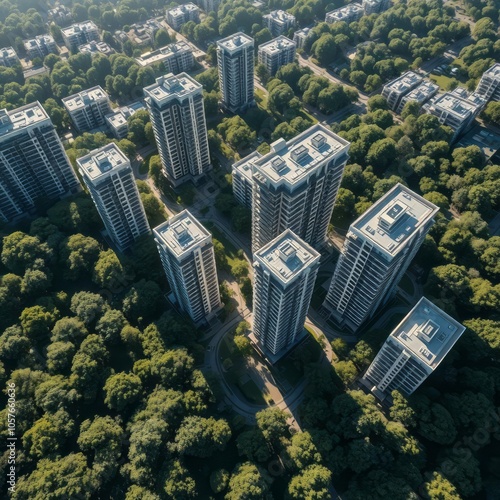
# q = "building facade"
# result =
<box><xmin>263</xmin><ymin>10</ymin><xmax>296</xmax><ymax>37</ymax></box>
<box><xmin>423</xmin><ymin>88</ymin><xmax>485</xmax><ymax>141</ymax></box>
<box><xmin>154</xmin><ymin>210</ymin><xmax>221</xmax><ymax>324</ymax></box>
<box><xmin>77</xmin><ymin>143</ymin><xmax>150</xmax><ymax>251</ymax></box>
<box><xmin>63</xmin><ymin>86</ymin><xmax>112</xmax><ymax>132</ymax></box>
<box><xmin>251</xmin><ymin>124</ymin><xmax>350</xmax><ymax>254</ymax></box>
<box><xmin>197</xmin><ymin>0</ymin><xmax>220</xmax><ymax>13</ymax></box>
<box><xmin>144</xmin><ymin>73</ymin><xmax>211</xmax><ymax>187</ymax></box>
<box><xmin>475</xmin><ymin>63</ymin><xmax>500</xmax><ymax>103</ymax></box>
<box><xmin>382</xmin><ymin>71</ymin><xmax>423</xmax><ymax>111</ymax></box>
<box><xmin>363</xmin><ymin>297</ymin><xmax>465</xmax><ymax>397</ymax></box>
<box><xmin>232</xmin><ymin>151</ymin><xmax>261</xmax><ymax>210</ymax></box>
<box><xmin>0</xmin><ymin>47</ymin><xmax>19</xmax><ymax>67</ymax></box>
<box><xmin>136</xmin><ymin>41</ymin><xmax>194</xmax><ymax>75</ymax></box>
<box><xmin>258</xmin><ymin>36</ymin><xmax>296</xmax><ymax>76</ymax></box>
<box><xmin>362</xmin><ymin>0</ymin><xmax>391</xmax><ymax>14</ymax></box>
<box><xmin>24</xmin><ymin>35</ymin><xmax>57</xmax><ymax>60</ymax></box>
<box><xmin>252</xmin><ymin>229</ymin><xmax>320</xmax><ymax>360</ymax></box>
<box><xmin>396</xmin><ymin>80</ymin><xmax>439</xmax><ymax>114</ymax></box>
<box><xmin>0</xmin><ymin>103</ymin><xmax>80</xmax><ymax>223</ymax></box>
<box><xmin>322</xmin><ymin>184</ymin><xmax>438</xmax><ymax>332</ymax></box>
<box><xmin>325</xmin><ymin>3</ymin><xmax>364</xmax><ymax>23</ymax></box>
<box><xmin>105</xmin><ymin>102</ymin><xmax>146</xmax><ymax>139</ymax></box>
<box><xmin>166</xmin><ymin>3</ymin><xmax>200</xmax><ymax>30</ymax></box>
<box><xmin>217</xmin><ymin>33</ymin><xmax>255</xmax><ymax>113</ymax></box>
<box><xmin>293</xmin><ymin>27</ymin><xmax>312</xmax><ymax>49</ymax></box>
<box><xmin>61</xmin><ymin>21</ymin><xmax>100</xmax><ymax>52</ymax></box>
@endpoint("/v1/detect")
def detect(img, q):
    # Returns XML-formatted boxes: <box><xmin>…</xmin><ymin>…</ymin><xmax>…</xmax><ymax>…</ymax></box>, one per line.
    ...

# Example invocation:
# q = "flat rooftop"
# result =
<box><xmin>0</xmin><ymin>102</ymin><xmax>49</xmax><ymax>138</ymax></box>
<box><xmin>457</xmin><ymin>124</ymin><xmax>500</xmax><ymax>160</ymax></box>
<box><xmin>295</xmin><ymin>27</ymin><xmax>312</xmax><ymax>37</ymax></box>
<box><xmin>167</xmin><ymin>3</ymin><xmax>199</xmax><ymax>16</ymax></box>
<box><xmin>351</xmin><ymin>183</ymin><xmax>439</xmax><ymax>256</ymax></box>
<box><xmin>62</xmin><ymin>21</ymin><xmax>98</xmax><ymax>36</ymax></box>
<box><xmin>105</xmin><ymin>102</ymin><xmax>145</xmax><ymax>128</ymax></box>
<box><xmin>154</xmin><ymin>210</ymin><xmax>210</xmax><ymax>258</ymax></box>
<box><xmin>431</xmin><ymin>91</ymin><xmax>483</xmax><ymax>118</ymax></box>
<box><xmin>233</xmin><ymin>151</ymin><xmax>262</xmax><ymax>181</ymax></box>
<box><xmin>79</xmin><ymin>41</ymin><xmax>113</xmax><ymax>54</ymax></box>
<box><xmin>384</xmin><ymin>71</ymin><xmax>422</xmax><ymax>95</ymax></box>
<box><xmin>259</xmin><ymin>36</ymin><xmax>295</xmax><ymax>53</ymax></box>
<box><xmin>254</xmin><ymin>229</ymin><xmax>320</xmax><ymax>284</ymax></box>
<box><xmin>0</xmin><ymin>46</ymin><xmax>17</xmax><ymax>57</ymax></box>
<box><xmin>326</xmin><ymin>3</ymin><xmax>363</xmax><ymax>20</ymax></box>
<box><xmin>217</xmin><ymin>32</ymin><xmax>254</xmax><ymax>52</ymax></box>
<box><xmin>62</xmin><ymin>86</ymin><xmax>109</xmax><ymax>111</ymax></box>
<box><xmin>253</xmin><ymin>124</ymin><xmax>349</xmax><ymax>188</ymax></box>
<box><xmin>482</xmin><ymin>63</ymin><xmax>500</xmax><ymax>78</ymax></box>
<box><xmin>265</xmin><ymin>10</ymin><xmax>295</xmax><ymax>21</ymax></box>
<box><xmin>402</xmin><ymin>80</ymin><xmax>439</xmax><ymax>102</ymax></box>
<box><xmin>390</xmin><ymin>297</ymin><xmax>465</xmax><ymax>368</ymax></box>
<box><xmin>144</xmin><ymin>72</ymin><xmax>201</xmax><ymax>104</ymax></box>
<box><xmin>77</xmin><ymin>143</ymin><xmax>129</xmax><ymax>181</ymax></box>
<box><xmin>136</xmin><ymin>41</ymin><xmax>191</xmax><ymax>66</ymax></box>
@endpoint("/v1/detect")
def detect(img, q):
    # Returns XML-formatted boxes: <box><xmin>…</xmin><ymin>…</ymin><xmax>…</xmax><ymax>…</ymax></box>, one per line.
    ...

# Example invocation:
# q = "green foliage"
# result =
<box><xmin>104</xmin><ymin>372</ymin><xmax>142</xmax><ymax>411</ymax></box>
<box><xmin>288</xmin><ymin>464</ymin><xmax>332</xmax><ymax>500</ymax></box>
<box><xmin>226</xmin><ymin>462</ymin><xmax>271</xmax><ymax>500</ymax></box>
<box><xmin>175</xmin><ymin>416</ymin><xmax>231</xmax><ymax>457</ymax></box>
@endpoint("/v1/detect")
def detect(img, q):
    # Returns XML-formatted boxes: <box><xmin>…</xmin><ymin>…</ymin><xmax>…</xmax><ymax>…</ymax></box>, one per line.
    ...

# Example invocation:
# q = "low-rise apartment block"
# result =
<box><xmin>396</xmin><ymin>80</ymin><xmax>439</xmax><ymax>114</ymax></box>
<box><xmin>136</xmin><ymin>41</ymin><xmax>194</xmax><ymax>74</ymax></box>
<box><xmin>24</xmin><ymin>35</ymin><xmax>57</xmax><ymax>60</ymax></box>
<box><xmin>62</xmin><ymin>21</ymin><xmax>100</xmax><ymax>52</ymax></box>
<box><xmin>0</xmin><ymin>47</ymin><xmax>19</xmax><ymax>67</ymax></box>
<box><xmin>166</xmin><ymin>3</ymin><xmax>200</xmax><ymax>30</ymax></box>
<box><xmin>258</xmin><ymin>36</ymin><xmax>296</xmax><ymax>76</ymax></box>
<box><xmin>326</xmin><ymin>3</ymin><xmax>364</xmax><ymax>24</ymax></box>
<box><xmin>475</xmin><ymin>63</ymin><xmax>500</xmax><ymax>103</ymax></box>
<box><xmin>263</xmin><ymin>10</ymin><xmax>296</xmax><ymax>37</ymax></box>
<box><xmin>382</xmin><ymin>71</ymin><xmax>423</xmax><ymax>111</ymax></box>
<box><xmin>62</xmin><ymin>86</ymin><xmax>112</xmax><ymax>132</ymax></box>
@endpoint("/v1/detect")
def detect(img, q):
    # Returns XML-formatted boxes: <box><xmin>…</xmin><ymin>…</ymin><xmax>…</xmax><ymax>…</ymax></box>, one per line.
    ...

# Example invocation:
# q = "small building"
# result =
<box><xmin>24</xmin><ymin>35</ymin><xmax>57</xmax><ymax>60</ymax></box>
<box><xmin>0</xmin><ymin>47</ymin><xmax>19</xmax><ymax>67</ymax></box>
<box><xmin>456</xmin><ymin>124</ymin><xmax>500</xmax><ymax>162</ymax></box>
<box><xmin>62</xmin><ymin>86</ymin><xmax>112</xmax><ymax>133</ymax></box>
<box><xmin>475</xmin><ymin>63</ymin><xmax>500</xmax><ymax>103</ymax></box>
<box><xmin>363</xmin><ymin>297</ymin><xmax>465</xmax><ymax>398</ymax></box>
<box><xmin>382</xmin><ymin>71</ymin><xmax>423</xmax><ymax>111</ymax></box>
<box><xmin>78</xmin><ymin>41</ymin><xmax>114</xmax><ymax>57</ymax></box>
<box><xmin>136</xmin><ymin>41</ymin><xmax>194</xmax><ymax>75</ymax></box>
<box><xmin>61</xmin><ymin>21</ymin><xmax>100</xmax><ymax>52</ymax></box>
<box><xmin>293</xmin><ymin>27</ymin><xmax>312</xmax><ymax>50</ymax></box>
<box><xmin>166</xmin><ymin>3</ymin><xmax>200</xmax><ymax>31</ymax></box>
<box><xmin>263</xmin><ymin>10</ymin><xmax>296</xmax><ymax>37</ymax></box>
<box><xmin>129</xmin><ymin>18</ymin><xmax>162</xmax><ymax>46</ymax></box>
<box><xmin>325</xmin><ymin>3</ymin><xmax>364</xmax><ymax>24</ymax></box>
<box><xmin>48</xmin><ymin>5</ymin><xmax>72</xmax><ymax>25</ymax></box>
<box><xmin>258</xmin><ymin>36</ymin><xmax>296</xmax><ymax>76</ymax></box>
<box><xmin>424</xmin><ymin>88</ymin><xmax>486</xmax><ymax>141</ymax></box>
<box><xmin>362</xmin><ymin>0</ymin><xmax>392</xmax><ymax>15</ymax></box>
<box><xmin>105</xmin><ymin>102</ymin><xmax>146</xmax><ymax>139</ymax></box>
<box><xmin>396</xmin><ymin>80</ymin><xmax>439</xmax><ymax>114</ymax></box>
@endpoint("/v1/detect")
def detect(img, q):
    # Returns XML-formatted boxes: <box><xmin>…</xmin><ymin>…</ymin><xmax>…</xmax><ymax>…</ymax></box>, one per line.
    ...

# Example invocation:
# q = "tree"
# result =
<box><xmin>59</xmin><ymin>234</ymin><xmax>101</xmax><ymax>280</ymax></box>
<box><xmin>288</xmin><ymin>464</ymin><xmax>332</xmax><ymax>500</ymax></box>
<box><xmin>255</xmin><ymin>63</ymin><xmax>270</xmax><ymax>85</ymax></box>
<box><xmin>335</xmin><ymin>360</ymin><xmax>358</xmax><ymax>385</ymax></box>
<box><xmin>203</xmin><ymin>90</ymin><xmax>219</xmax><ymax>116</ymax></box>
<box><xmin>47</xmin><ymin>341</ymin><xmax>77</xmax><ymax>375</ymax></box>
<box><xmin>92</xmin><ymin>249</ymin><xmax>125</xmax><ymax>290</ymax></box>
<box><xmin>210</xmin><ymin>469</ymin><xmax>230</xmax><ymax>494</ymax></box>
<box><xmin>51</xmin><ymin>317</ymin><xmax>88</xmax><ymax>344</ymax></box>
<box><xmin>122</xmin><ymin>279</ymin><xmax>163</xmax><ymax>323</ymax></box>
<box><xmin>175</xmin><ymin>416</ymin><xmax>231</xmax><ymax>457</ymax></box>
<box><xmin>366</xmin><ymin>138</ymin><xmax>397</xmax><ymax>172</ymax></box>
<box><xmin>2</xmin><ymin>231</ymin><xmax>52</xmax><ymax>274</ymax></box>
<box><xmin>70</xmin><ymin>292</ymin><xmax>108</xmax><ymax>326</ymax></box>
<box><xmin>482</xmin><ymin>101</ymin><xmax>500</xmax><ymax>125</ymax></box>
<box><xmin>154</xmin><ymin>29</ymin><xmax>171</xmax><ymax>48</ymax></box>
<box><xmin>0</xmin><ymin>325</ymin><xmax>30</xmax><ymax>361</ymax></box>
<box><xmin>20</xmin><ymin>305</ymin><xmax>58</xmax><ymax>339</ymax></box>
<box><xmin>256</xmin><ymin>407</ymin><xmax>289</xmax><ymax>445</ymax></box>
<box><xmin>153</xmin><ymin>349</ymin><xmax>194</xmax><ymax>388</ymax></box>
<box><xmin>367</xmin><ymin>95</ymin><xmax>389</xmax><ymax>111</ymax></box>
<box><xmin>163</xmin><ymin>459</ymin><xmax>197</xmax><ymax>499</ymax></box>
<box><xmin>451</xmin><ymin>146</ymin><xmax>484</xmax><ymax>175</ymax></box>
<box><xmin>268</xmin><ymin>83</ymin><xmax>295</xmax><ymax>115</ymax></box>
<box><xmin>96</xmin><ymin>309</ymin><xmax>128</xmax><ymax>344</ymax></box>
<box><xmin>422</xmin><ymin>472</ymin><xmax>461</xmax><ymax>500</ymax></box>
<box><xmin>390</xmin><ymin>390</ymin><xmax>416</xmax><ymax>427</ymax></box>
<box><xmin>226</xmin><ymin>462</ymin><xmax>271</xmax><ymax>500</ymax></box>
<box><xmin>104</xmin><ymin>372</ymin><xmax>142</xmax><ymax>411</ymax></box>
<box><xmin>286</xmin><ymin>431</ymin><xmax>322</xmax><ymax>470</ymax></box>
<box><xmin>312</xmin><ymin>34</ymin><xmax>337</xmax><ymax>65</ymax></box>
<box><xmin>15</xmin><ymin>453</ymin><xmax>95</xmax><ymax>499</ymax></box>
<box><xmin>236</xmin><ymin>429</ymin><xmax>271</xmax><ymax>462</ymax></box>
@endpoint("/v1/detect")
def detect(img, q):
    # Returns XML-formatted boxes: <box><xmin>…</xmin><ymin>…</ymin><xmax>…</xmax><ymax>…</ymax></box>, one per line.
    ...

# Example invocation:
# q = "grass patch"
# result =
<box><xmin>238</xmin><ymin>378</ymin><xmax>267</xmax><ymax>405</ymax></box>
<box><xmin>203</xmin><ymin>222</ymin><xmax>243</xmax><ymax>269</ymax></box>
<box><xmin>255</xmin><ymin>87</ymin><xmax>268</xmax><ymax>109</ymax></box>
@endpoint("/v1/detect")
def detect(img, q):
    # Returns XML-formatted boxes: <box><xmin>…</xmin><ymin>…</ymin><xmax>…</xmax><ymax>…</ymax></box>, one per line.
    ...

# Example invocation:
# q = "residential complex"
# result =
<box><xmin>396</xmin><ymin>80</ymin><xmax>439</xmax><ymax>114</ymax></box>
<box><xmin>382</xmin><ymin>71</ymin><xmax>423</xmax><ymax>111</ymax></box>
<box><xmin>258</xmin><ymin>36</ymin><xmax>296</xmax><ymax>76</ymax></box>
<box><xmin>251</xmin><ymin>124</ymin><xmax>350</xmax><ymax>253</ymax></box>
<box><xmin>0</xmin><ymin>103</ymin><xmax>80</xmax><ymax>223</ymax></box>
<box><xmin>232</xmin><ymin>151</ymin><xmax>261</xmax><ymax>209</ymax></box>
<box><xmin>105</xmin><ymin>102</ymin><xmax>146</xmax><ymax>139</ymax></box>
<box><xmin>154</xmin><ymin>210</ymin><xmax>221</xmax><ymax>324</ymax></box>
<box><xmin>136</xmin><ymin>41</ymin><xmax>194</xmax><ymax>74</ymax></box>
<box><xmin>61</xmin><ymin>21</ymin><xmax>100</xmax><ymax>52</ymax></box>
<box><xmin>423</xmin><ymin>88</ymin><xmax>485</xmax><ymax>141</ymax></box>
<box><xmin>144</xmin><ymin>73</ymin><xmax>211</xmax><ymax>186</ymax></box>
<box><xmin>24</xmin><ymin>35</ymin><xmax>57</xmax><ymax>60</ymax></box>
<box><xmin>78</xmin><ymin>41</ymin><xmax>114</xmax><ymax>57</ymax></box>
<box><xmin>293</xmin><ymin>27</ymin><xmax>312</xmax><ymax>49</ymax></box>
<box><xmin>166</xmin><ymin>3</ymin><xmax>200</xmax><ymax>30</ymax></box>
<box><xmin>363</xmin><ymin>297</ymin><xmax>465</xmax><ymax>397</ymax></box>
<box><xmin>475</xmin><ymin>63</ymin><xmax>500</xmax><ymax>103</ymax></box>
<box><xmin>217</xmin><ymin>33</ymin><xmax>255</xmax><ymax>113</ymax></box>
<box><xmin>362</xmin><ymin>0</ymin><xmax>391</xmax><ymax>14</ymax></box>
<box><xmin>128</xmin><ymin>19</ymin><xmax>162</xmax><ymax>46</ymax></box>
<box><xmin>322</xmin><ymin>184</ymin><xmax>438</xmax><ymax>332</ymax></box>
<box><xmin>62</xmin><ymin>86</ymin><xmax>112</xmax><ymax>132</ymax></box>
<box><xmin>77</xmin><ymin>143</ymin><xmax>150</xmax><ymax>251</ymax></box>
<box><xmin>263</xmin><ymin>10</ymin><xmax>296</xmax><ymax>37</ymax></box>
<box><xmin>252</xmin><ymin>229</ymin><xmax>320</xmax><ymax>360</ymax></box>
<box><xmin>325</xmin><ymin>3</ymin><xmax>364</xmax><ymax>24</ymax></box>
<box><xmin>48</xmin><ymin>5</ymin><xmax>72</xmax><ymax>25</ymax></box>
<box><xmin>0</xmin><ymin>47</ymin><xmax>19</xmax><ymax>67</ymax></box>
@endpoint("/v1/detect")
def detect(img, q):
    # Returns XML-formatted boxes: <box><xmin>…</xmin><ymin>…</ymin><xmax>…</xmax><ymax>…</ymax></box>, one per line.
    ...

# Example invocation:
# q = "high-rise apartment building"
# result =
<box><xmin>382</xmin><ymin>71</ymin><xmax>423</xmax><ymax>111</ymax></box>
<box><xmin>63</xmin><ymin>86</ymin><xmax>112</xmax><ymax>132</ymax></box>
<box><xmin>77</xmin><ymin>143</ymin><xmax>150</xmax><ymax>251</ymax></box>
<box><xmin>61</xmin><ymin>21</ymin><xmax>100</xmax><ymax>52</ymax></box>
<box><xmin>0</xmin><ymin>102</ymin><xmax>80</xmax><ymax>223</ymax></box>
<box><xmin>217</xmin><ymin>33</ymin><xmax>255</xmax><ymax>113</ymax></box>
<box><xmin>475</xmin><ymin>63</ymin><xmax>500</xmax><ymax>102</ymax></box>
<box><xmin>154</xmin><ymin>210</ymin><xmax>221</xmax><ymax>324</ymax></box>
<box><xmin>252</xmin><ymin>229</ymin><xmax>320</xmax><ymax>360</ymax></box>
<box><xmin>363</xmin><ymin>297</ymin><xmax>465</xmax><ymax>397</ymax></box>
<box><xmin>322</xmin><ymin>184</ymin><xmax>438</xmax><ymax>332</ymax></box>
<box><xmin>263</xmin><ymin>10</ymin><xmax>296</xmax><ymax>36</ymax></box>
<box><xmin>232</xmin><ymin>151</ymin><xmax>261</xmax><ymax>210</ymax></box>
<box><xmin>251</xmin><ymin>124</ymin><xmax>350</xmax><ymax>253</ymax></box>
<box><xmin>24</xmin><ymin>35</ymin><xmax>57</xmax><ymax>60</ymax></box>
<box><xmin>144</xmin><ymin>73</ymin><xmax>211</xmax><ymax>187</ymax></box>
<box><xmin>258</xmin><ymin>36</ymin><xmax>296</xmax><ymax>76</ymax></box>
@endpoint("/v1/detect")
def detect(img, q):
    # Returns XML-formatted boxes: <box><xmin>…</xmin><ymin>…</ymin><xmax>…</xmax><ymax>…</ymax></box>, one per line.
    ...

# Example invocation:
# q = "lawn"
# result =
<box><xmin>238</xmin><ymin>378</ymin><xmax>268</xmax><ymax>405</ymax></box>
